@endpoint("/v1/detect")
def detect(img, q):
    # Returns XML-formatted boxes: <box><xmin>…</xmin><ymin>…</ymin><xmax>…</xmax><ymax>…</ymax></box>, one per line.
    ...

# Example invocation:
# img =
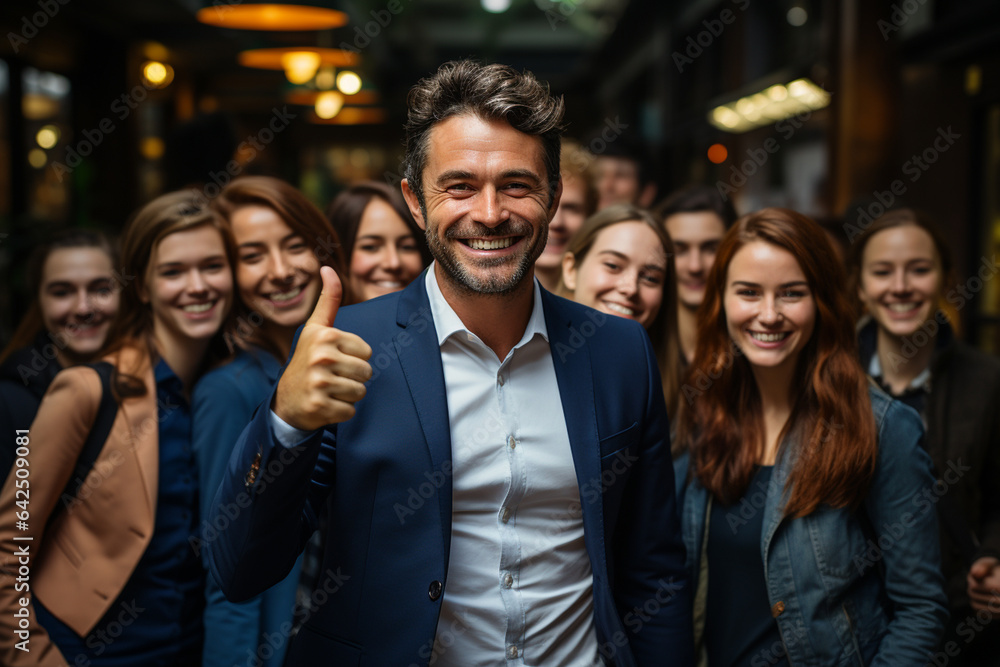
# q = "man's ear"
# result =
<box><xmin>401</xmin><ymin>179</ymin><xmax>426</xmax><ymax>230</ymax></box>
<box><xmin>547</xmin><ymin>177</ymin><xmax>564</xmax><ymax>221</ymax></box>
<box><xmin>561</xmin><ymin>251</ymin><xmax>578</xmax><ymax>292</ymax></box>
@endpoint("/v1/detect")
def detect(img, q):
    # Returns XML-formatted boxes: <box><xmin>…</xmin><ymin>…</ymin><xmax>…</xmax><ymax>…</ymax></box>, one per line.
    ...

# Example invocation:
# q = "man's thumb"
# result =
<box><xmin>307</xmin><ymin>266</ymin><xmax>343</xmax><ymax>327</ymax></box>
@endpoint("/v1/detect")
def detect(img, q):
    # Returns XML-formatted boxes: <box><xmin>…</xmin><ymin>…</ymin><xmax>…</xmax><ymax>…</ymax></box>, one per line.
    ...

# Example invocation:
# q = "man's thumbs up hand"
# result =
<box><xmin>274</xmin><ymin>266</ymin><xmax>373</xmax><ymax>431</ymax></box>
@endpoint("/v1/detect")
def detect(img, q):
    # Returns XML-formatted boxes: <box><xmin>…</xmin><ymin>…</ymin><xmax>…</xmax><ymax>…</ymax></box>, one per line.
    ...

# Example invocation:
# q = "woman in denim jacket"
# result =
<box><xmin>673</xmin><ymin>208</ymin><xmax>947</xmax><ymax>666</ymax></box>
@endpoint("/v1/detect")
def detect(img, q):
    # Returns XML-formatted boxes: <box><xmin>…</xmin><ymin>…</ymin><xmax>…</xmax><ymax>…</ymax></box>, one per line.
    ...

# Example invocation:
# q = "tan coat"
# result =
<box><xmin>0</xmin><ymin>347</ymin><xmax>159</xmax><ymax>666</ymax></box>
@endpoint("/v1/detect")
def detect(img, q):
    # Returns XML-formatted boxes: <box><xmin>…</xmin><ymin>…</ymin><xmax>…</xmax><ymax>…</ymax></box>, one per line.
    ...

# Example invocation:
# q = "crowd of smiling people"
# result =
<box><xmin>0</xmin><ymin>112</ymin><xmax>998</xmax><ymax>666</ymax></box>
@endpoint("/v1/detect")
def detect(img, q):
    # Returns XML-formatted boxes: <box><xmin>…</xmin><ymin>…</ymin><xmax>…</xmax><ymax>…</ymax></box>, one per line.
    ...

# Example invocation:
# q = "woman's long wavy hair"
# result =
<box><xmin>210</xmin><ymin>176</ymin><xmax>350</xmax><ymax>359</ymax></box>
<box><xmin>678</xmin><ymin>208</ymin><xmax>877</xmax><ymax>517</ymax></box>
<box><xmin>101</xmin><ymin>190</ymin><xmax>237</xmax><ymax>397</ymax></box>
<box><xmin>558</xmin><ymin>203</ymin><xmax>682</xmax><ymax>415</ymax></box>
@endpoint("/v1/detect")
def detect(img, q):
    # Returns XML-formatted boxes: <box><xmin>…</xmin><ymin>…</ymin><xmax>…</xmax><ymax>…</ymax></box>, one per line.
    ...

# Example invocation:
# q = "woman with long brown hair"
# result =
<box><xmin>191</xmin><ymin>176</ymin><xmax>350</xmax><ymax>667</ymax></box>
<box><xmin>674</xmin><ymin>208</ymin><xmax>947</xmax><ymax>665</ymax></box>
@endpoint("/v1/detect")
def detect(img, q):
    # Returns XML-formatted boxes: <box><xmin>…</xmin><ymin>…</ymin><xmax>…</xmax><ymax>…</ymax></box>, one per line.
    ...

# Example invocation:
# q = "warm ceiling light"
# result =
<box><xmin>36</xmin><ymin>125</ymin><xmax>59</xmax><ymax>149</ymax></box>
<box><xmin>28</xmin><ymin>148</ymin><xmax>47</xmax><ymax>168</ymax></box>
<box><xmin>315</xmin><ymin>91</ymin><xmax>344</xmax><ymax>119</ymax></box>
<box><xmin>196</xmin><ymin>3</ymin><xmax>348</xmax><ymax>31</ymax></box>
<box><xmin>143</xmin><ymin>61</ymin><xmax>174</xmax><ymax>88</ymax></box>
<box><xmin>281</xmin><ymin>51</ymin><xmax>321</xmax><ymax>84</ymax></box>
<box><xmin>336</xmin><ymin>70</ymin><xmax>362</xmax><ymax>95</ymax></box>
<box><xmin>315</xmin><ymin>66</ymin><xmax>336</xmax><ymax>90</ymax></box>
<box><xmin>286</xmin><ymin>89</ymin><xmax>379</xmax><ymax>105</ymax></box>
<box><xmin>708</xmin><ymin>78</ymin><xmax>830</xmax><ymax>133</ymax></box>
<box><xmin>239</xmin><ymin>47</ymin><xmax>359</xmax><ymax>79</ymax></box>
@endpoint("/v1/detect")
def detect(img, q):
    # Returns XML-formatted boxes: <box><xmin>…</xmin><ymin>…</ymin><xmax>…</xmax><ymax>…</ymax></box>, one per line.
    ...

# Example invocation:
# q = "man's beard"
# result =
<box><xmin>425</xmin><ymin>217</ymin><xmax>547</xmax><ymax>297</ymax></box>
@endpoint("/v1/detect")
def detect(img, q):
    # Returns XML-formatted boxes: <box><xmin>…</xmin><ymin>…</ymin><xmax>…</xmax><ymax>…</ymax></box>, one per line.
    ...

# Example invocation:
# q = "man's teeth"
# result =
<box><xmin>605</xmin><ymin>303</ymin><xmax>635</xmax><ymax>316</ymax></box>
<box><xmin>888</xmin><ymin>303</ymin><xmax>918</xmax><ymax>312</ymax></box>
<box><xmin>271</xmin><ymin>287</ymin><xmax>302</xmax><ymax>302</ymax></box>
<box><xmin>750</xmin><ymin>331</ymin><xmax>788</xmax><ymax>342</ymax></box>
<box><xmin>183</xmin><ymin>302</ymin><xmax>213</xmax><ymax>313</ymax></box>
<box><xmin>468</xmin><ymin>238</ymin><xmax>513</xmax><ymax>250</ymax></box>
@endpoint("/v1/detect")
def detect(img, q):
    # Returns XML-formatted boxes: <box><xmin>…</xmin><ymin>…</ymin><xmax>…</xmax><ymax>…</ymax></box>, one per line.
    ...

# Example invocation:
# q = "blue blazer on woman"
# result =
<box><xmin>193</xmin><ymin>347</ymin><xmax>302</xmax><ymax>667</ymax></box>
<box><xmin>206</xmin><ymin>274</ymin><xmax>693</xmax><ymax>666</ymax></box>
<box><xmin>674</xmin><ymin>386</ymin><xmax>948</xmax><ymax>666</ymax></box>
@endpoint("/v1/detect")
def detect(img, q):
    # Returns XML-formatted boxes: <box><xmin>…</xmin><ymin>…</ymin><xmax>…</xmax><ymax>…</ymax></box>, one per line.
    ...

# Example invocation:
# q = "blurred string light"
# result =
<box><xmin>336</xmin><ymin>70</ymin><xmax>362</xmax><ymax>95</ymax></box>
<box><xmin>707</xmin><ymin>144</ymin><xmax>728</xmax><ymax>164</ymax></box>
<box><xmin>708</xmin><ymin>78</ymin><xmax>830</xmax><ymax>133</ymax></box>
<box><xmin>36</xmin><ymin>125</ymin><xmax>59</xmax><ymax>149</ymax></box>
<box><xmin>482</xmin><ymin>0</ymin><xmax>511</xmax><ymax>13</ymax></box>
<box><xmin>315</xmin><ymin>66</ymin><xmax>336</xmax><ymax>90</ymax></box>
<box><xmin>787</xmin><ymin>7</ymin><xmax>808</xmax><ymax>26</ymax></box>
<box><xmin>28</xmin><ymin>148</ymin><xmax>47</xmax><ymax>168</ymax></box>
<box><xmin>142</xmin><ymin>61</ymin><xmax>174</xmax><ymax>88</ymax></box>
<box><xmin>315</xmin><ymin>91</ymin><xmax>345</xmax><ymax>119</ymax></box>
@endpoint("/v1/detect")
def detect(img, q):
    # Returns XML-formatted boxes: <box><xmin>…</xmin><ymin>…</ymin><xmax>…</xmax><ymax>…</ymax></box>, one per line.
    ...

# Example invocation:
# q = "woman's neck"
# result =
<box><xmin>750</xmin><ymin>363</ymin><xmax>795</xmax><ymax>465</ymax></box>
<box><xmin>875</xmin><ymin>325</ymin><xmax>935</xmax><ymax>394</ymax></box>
<box><xmin>677</xmin><ymin>303</ymin><xmax>698</xmax><ymax>363</ymax></box>
<box><xmin>153</xmin><ymin>329</ymin><xmax>210</xmax><ymax>394</ymax></box>
<box><xmin>262</xmin><ymin>320</ymin><xmax>298</xmax><ymax>364</ymax></box>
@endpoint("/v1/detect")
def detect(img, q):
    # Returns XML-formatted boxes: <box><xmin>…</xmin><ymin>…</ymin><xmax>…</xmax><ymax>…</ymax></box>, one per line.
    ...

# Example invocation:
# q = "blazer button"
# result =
<box><xmin>771</xmin><ymin>601</ymin><xmax>785</xmax><ymax>617</ymax></box>
<box><xmin>428</xmin><ymin>580</ymin><xmax>443</xmax><ymax>601</ymax></box>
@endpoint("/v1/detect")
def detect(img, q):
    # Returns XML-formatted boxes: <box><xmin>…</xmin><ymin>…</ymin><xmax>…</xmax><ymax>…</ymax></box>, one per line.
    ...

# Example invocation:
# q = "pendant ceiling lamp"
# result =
<box><xmin>196</xmin><ymin>3</ymin><xmax>348</xmax><ymax>31</ymax></box>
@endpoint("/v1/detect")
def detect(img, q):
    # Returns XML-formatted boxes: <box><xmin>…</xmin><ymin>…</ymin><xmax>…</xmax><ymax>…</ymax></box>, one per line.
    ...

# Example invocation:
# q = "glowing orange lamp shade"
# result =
<box><xmin>196</xmin><ymin>4</ymin><xmax>348</xmax><ymax>31</ymax></box>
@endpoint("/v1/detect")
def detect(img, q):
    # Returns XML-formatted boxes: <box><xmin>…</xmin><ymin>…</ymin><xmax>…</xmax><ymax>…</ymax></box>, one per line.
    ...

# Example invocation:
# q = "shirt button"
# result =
<box><xmin>428</xmin><ymin>580</ymin><xmax>443</xmax><ymax>601</ymax></box>
<box><xmin>508</xmin><ymin>645</ymin><xmax>519</xmax><ymax>659</ymax></box>
<box><xmin>503</xmin><ymin>573</ymin><xmax>513</xmax><ymax>588</ymax></box>
<box><xmin>771</xmin><ymin>601</ymin><xmax>785</xmax><ymax>617</ymax></box>
<box><xmin>501</xmin><ymin>508</ymin><xmax>511</xmax><ymax>523</ymax></box>
<box><xmin>498</xmin><ymin>374</ymin><xmax>505</xmax><ymax>386</ymax></box>
<box><xmin>508</xmin><ymin>436</ymin><xmax>516</xmax><ymax>450</ymax></box>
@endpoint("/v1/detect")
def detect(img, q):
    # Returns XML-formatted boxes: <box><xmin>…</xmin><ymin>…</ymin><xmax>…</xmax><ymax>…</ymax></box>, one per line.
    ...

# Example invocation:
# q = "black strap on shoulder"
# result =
<box><xmin>61</xmin><ymin>361</ymin><xmax>119</xmax><ymax>502</ymax></box>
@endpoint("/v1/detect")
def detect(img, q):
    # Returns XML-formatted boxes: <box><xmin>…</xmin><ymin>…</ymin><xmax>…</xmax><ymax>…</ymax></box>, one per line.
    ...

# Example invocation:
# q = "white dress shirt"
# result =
<box><xmin>424</xmin><ymin>267</ymin><xmax>601</xmax><ymax>667</ymax></box>
<box><xmin>270</xmin><ymin>265</ymin><xmax>601</xmax><ymax>666</ymax></box>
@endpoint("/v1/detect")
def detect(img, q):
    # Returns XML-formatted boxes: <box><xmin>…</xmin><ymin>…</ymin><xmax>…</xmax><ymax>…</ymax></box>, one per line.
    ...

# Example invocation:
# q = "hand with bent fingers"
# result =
<box><xmin>274</xmin><ymin>266</ymin><xmax>373</xmax><ymax>431</ymax></box>
<box><xmin>967</xmin><ymin>556</ymin><xmax>1000</xmax><ymax>612</ymax></box>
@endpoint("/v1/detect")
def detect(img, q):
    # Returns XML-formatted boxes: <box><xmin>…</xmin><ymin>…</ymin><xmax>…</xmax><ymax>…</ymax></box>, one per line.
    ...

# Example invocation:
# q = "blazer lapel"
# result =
<box><xmin>395</xmin><ymin>274</ymin><xmax>453</xmax><ymax>562</ymax></box>
<box><xmin>541</xmin><ymin>292</ymin><xmax>606</xmax><ymax>570</ymax></box>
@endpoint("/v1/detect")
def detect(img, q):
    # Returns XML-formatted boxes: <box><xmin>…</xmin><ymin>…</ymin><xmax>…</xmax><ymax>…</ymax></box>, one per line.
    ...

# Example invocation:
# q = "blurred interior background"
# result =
<box><xmin>1</xmin><ymin>0</ymin><xmax>999</xmax><ymax>349</ymax></box>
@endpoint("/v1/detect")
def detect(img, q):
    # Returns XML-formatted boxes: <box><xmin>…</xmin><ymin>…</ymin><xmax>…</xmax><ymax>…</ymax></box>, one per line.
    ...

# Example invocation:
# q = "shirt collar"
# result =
<box><xmin>867</xmin><ymin>352</ymin><xmax>932</xmax><ymax>394</ymax></box>
<box><xmin>424</xmin><ymin>262</ymin><xmax>549</xmax><ymax>350</ymax></box>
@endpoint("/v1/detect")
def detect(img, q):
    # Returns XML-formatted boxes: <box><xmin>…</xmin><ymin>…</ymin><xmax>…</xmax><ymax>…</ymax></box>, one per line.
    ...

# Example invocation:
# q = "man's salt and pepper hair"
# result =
<box><xmin>403</xmin><ymin>60</ymin><xmax>566</xmax><ymax>210</ymax></box>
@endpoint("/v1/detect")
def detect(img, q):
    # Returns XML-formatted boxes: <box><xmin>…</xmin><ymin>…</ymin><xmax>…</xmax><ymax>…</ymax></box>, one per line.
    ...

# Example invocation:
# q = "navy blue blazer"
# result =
<box><xmin>207</xmin><ymin>275</ymin><xmax>693</xmax><ymax>666</ymax></box>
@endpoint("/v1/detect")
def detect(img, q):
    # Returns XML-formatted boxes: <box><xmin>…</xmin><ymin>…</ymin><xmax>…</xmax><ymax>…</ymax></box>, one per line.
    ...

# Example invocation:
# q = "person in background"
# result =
<box><xmin>849</xmin><ymin>207</ymin><xmax>1000</xmax><ymax>666</ymax></box>
<box><xmin>0</xmin><ymin>190</ymin><xmax>234</xmax><ymax>665</ymax></box>
<box><xmin>654</xmin><ymin>185</ymin><xmax>737</xmax><ymax>366</ymax></box>
<box><xmin>0</xmin><ymin>230</ymin><xmax>120</xmax><ymax>482</ymax></box>
<box><xmin>585</xmin><ymin>131</ymin><xmax>657</xmax><ymax>210</ymax></box>
<box><xmin>534</xmin><ymin>139</ymin><xmax>598</xmax><ymax>291</ymax></box>
<box><xmin>192</xmin><ymin>176</ymin><xmax>351</xmax><ymax>667</ymax></box>
<box><xmin>326</xmin><ymin>180</ymin><xmax>431</xmax><ymax>303</ymax></box>
<box><xmin>674</xmin><ymin>207</ymin><xmax>947</xmax><ymax>665</ymax></box>
<box><xmin>559</xmin><ymin>203</ymin><xmax>682</xmax><ymax>416</ymax></box>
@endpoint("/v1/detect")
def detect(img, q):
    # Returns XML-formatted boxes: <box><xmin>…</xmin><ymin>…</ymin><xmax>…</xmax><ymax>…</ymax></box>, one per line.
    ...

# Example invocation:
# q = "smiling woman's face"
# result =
<box><xmin>562</xmin><ymin>220</ymin><xmax>667</xmax><ymax>329</ymax></box>
<box><xmin>144</xmin><ymin>224</ymin><xmax>233</xmax><ymax>347</ymax></box>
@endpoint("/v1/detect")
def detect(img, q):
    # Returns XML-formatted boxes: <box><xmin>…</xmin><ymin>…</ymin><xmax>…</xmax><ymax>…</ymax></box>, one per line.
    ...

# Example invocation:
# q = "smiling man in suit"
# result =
<box><xmin>208</xmin><ymin>60</ymin><xmax>692</xmax><ymax>666</ymax></box>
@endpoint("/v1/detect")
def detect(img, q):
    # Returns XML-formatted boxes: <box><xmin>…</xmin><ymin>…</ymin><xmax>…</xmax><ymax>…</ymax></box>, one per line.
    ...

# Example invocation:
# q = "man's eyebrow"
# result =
<box><xmin>436</xmin><ymin>170</ymin><xmax>475</xmax><ymax>185</ymax></box>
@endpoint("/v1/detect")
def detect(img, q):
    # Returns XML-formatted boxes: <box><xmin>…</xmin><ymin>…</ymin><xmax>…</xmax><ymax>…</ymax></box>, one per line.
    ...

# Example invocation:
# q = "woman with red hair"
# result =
<box><xmin>673</xmin><ymin>208</ymin><xmax>947</xmax><ymax>665</ymax></box>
